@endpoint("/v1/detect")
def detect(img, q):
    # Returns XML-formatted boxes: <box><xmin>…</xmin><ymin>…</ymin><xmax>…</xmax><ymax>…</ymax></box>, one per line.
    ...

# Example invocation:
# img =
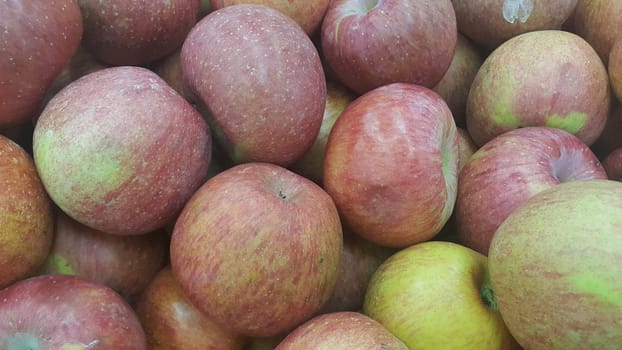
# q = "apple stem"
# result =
<box><xmin>480</xmin><ymin>273</ymin><xmax>499</xmax><ymax>311</ymax></box>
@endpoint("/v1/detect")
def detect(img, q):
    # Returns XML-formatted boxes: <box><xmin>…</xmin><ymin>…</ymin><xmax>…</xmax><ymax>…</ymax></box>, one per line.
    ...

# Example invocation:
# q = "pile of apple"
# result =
<box><xmin>1</xmin><ymin>0</ymin><xmax>622</xmax><ymax>349</ymax></box>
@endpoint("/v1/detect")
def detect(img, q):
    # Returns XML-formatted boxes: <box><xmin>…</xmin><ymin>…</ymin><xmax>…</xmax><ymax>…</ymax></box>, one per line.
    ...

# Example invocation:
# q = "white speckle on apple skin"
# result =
<box><xmin>502</xmin><ymin>0</ymin><xmax>533</xmax><ymax>24</ymax></box>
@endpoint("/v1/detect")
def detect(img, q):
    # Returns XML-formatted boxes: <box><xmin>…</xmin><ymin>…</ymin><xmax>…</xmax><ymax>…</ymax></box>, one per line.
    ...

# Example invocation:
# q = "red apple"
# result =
<box><xmin>210</xmin><ymin>0</ymin><xmax>330</xmax><ymax>35</ymax></box>
<box><xmin>452</xmin><ymin>0</ymin><xmax>578</xmax><ymax>48</ymax></box>
<box><xmin>602</xmin><ymin>147</ymin><xmax>622</xmax><ymax>181</ymax></box>
<box><xmin>181</xmin><ymin>4</ymin><xmax>326</xmax><ymax>166</ymax></box>
<box><xmin>0</xmin><ymin>0</ymin><xmax>82</xmax><ymax>128</ymax></box>
<box><xmin>33</xmin><ymin>66</ymin><xmax>212</xmax><ymax>236</ymax></box>
<box><xmin>466</xmin><ymin>30</ymin><xmax>610</xmax><ymax>147</ymax></box>
<box><xmin>170</xmin><ymin>162</ymin><xmax>343</xmax><ymax>337</ymax></box>
<box><xmin>39</xmin><ymin>211</ymin><xmax>169</xmax><ymax>302</ymax></box>
<box><xmin>0</xmin><ymin>274</ymin><xmax>146</xmax><ymax>349</ymax></box>
<box><xmin>323</xmin><ymin>83</ymin><xmax>459</xmax><ymax>248</ymax></box>
<box><xmin>0</xmin><ymin>135</ymin><xmax>54</xmax><ymax>288</ymax></box>
<box><xmin>456</xmin><ymin>127</ymin><xmax>607</xmax><ymax>255</ymax></box>
<box><xmin>275</xmin><ymin>312</ymin><xmax>408</xmax><ymax>349</ymax></box>
<box><xmin>456</xmin><ymin>127</ymin><xmax>478</xmax><ymax>172</ymax></box>
<box><xmin>153</xmin><ymin>49</ymin><xmax>197</xmax><ymax>103</ymax></box>
<box><xmin>77</xmin><ymin>0</ymin><xmax>200</xmax><ymax>65</ymax></box>
<box><xmin>321</xmin><ymin>0</ymin><xmax>457</xmax><ymax>94</ymax></box>
<box><xmin>135</xmin><ymin>266</ymin><xmax>246</xmax><ymax>350</ymax></box>
<box><xmin>572</xmin><ymin>0</ymin><xmax>622</xmax><ymax>64</ymax></box>
<box><xmin>609</xmin><ymin>36</ymin><xmax>622</xmax><ymax>103</ymax></box>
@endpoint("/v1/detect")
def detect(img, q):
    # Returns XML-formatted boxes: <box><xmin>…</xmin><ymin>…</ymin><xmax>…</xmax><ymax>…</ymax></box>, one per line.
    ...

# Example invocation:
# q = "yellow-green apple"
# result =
<box><xmin>170</xmin><ymin>162</ymin><xmax>343</xmax><ymax>337</ymax></box>
<box><xmin>135</xmin><ymin>266</ymin><xmax>246</xmax><ymax>350</ymax></box>
<box><xmin>456</xmin><ymin>127</ymin><xmax>607</xmax><ymax>255</ymax></box>
<box><xmin>275</xmin><ymin>311</ymin><xmax>408</xmax><ymax>349</ymax></box>
<box><xmin>0</xmin><ymin>0</ymin><xmax>82</xmax><ymax>128</ymax></box>
<box><xmin>489</xmin><ymin>180</ymin><xmax>622</xmax><ymax>349</ymax></box>
<box><xmin>77</xmin><ymin>0</ymin><xmax>199</xmax><ymax>65</ymax></box>
<box><xmin>572</xmin><ymin>0</ymin><xmax>622</xmax><ymax>64</ymax></box>
<box><xmin>363</xmin><ymin>241</ymin><xmax>520</xmax><ymax>349</ymax></box>
<box><xmin>323</xmin><ymin>83</ymin><xmax>459</xmax><ymax>248</ymax></box>
<box><xmin>181</xmin><ymin>4</ymin><xmax>326</xmax><ymax>166</ymax></box>
<box><xmin>0</xmin><ymin>135</ymin><xmax>54</xmax><ymax>288</ymax></box>
<box><xmin>210</xmin><ymin>0</ymin><xmax>330</xmax><ymax>35</ymax></box>
<box><xmin>39</xmin><ymin>211</ymin><xmax>169</xmax><ymax>302</ymax></box>
<box><xmin>433</xmin><ymin>34</ymin><xmax>485</xmax><ymax>128</ymax></box>
<box><xmin>33</xmin><ymin>66</ymin><xmax>211</xmax><ymax>236</ymax></box>
<box><xmin>321</xmin><ymin>0</ymin><xmax>457</xmax><ymax>94</ymax></box>
<box><xmin>0</xmin><ymin>274</ymin><xmax>146</xmax><ymax>349</ymax></box>
<box><xmin>608</xmin><ymin>36</ymin><xmax>622</xmax><ymax>102</ymax></box>
<box><xmin>452</xmin><ymin>0</ymin><xmax>577</xmax><ymax>49</ymax></box>
<box><xmin>466</xmin><ymin>30</ymin><xmax>610</xmax><ymax>147</ymax></box>
<box><xmin>290</xmin><ymin>81</ymin><xmax>355</xmax><ymax>183</ymax></box>
<box><xmin>603</xmin><ymin>147</ymin><xmax>622</xmax><ymax>181</ymax></box>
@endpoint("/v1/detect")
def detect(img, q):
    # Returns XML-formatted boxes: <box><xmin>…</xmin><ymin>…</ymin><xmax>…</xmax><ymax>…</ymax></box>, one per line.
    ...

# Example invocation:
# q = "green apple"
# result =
<box><xmin>363</xmin><ymin>241</ymin><xmax>519</xmax><ymax>349</ymax></box>
<box><xmin>489</xmin><ymin>179</ymin><xmax>622</xmax><ymax>349</ymax></box>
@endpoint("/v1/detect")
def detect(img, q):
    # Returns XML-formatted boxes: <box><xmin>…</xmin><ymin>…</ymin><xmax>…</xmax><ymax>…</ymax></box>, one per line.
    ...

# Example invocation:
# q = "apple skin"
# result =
<box><xmin>591</xmin><ymin>100</ymin><xmax>622</xmax><ymax>159</ymax></box>
<box><xmin>456</xmin><ymin>127</ymin><xmax>607</xmax><ymax>255</ymax></box>
<box><xmin>321</xmin><ymin>0</ymin><xmax>457</xmax><ymax>95</ymax></box>
<box><xmin>77</xmin><ymin>0</ymin><xmax>200</xmax><ymax>65</ymax></box>
<box><xmin>0</xmin><ymin>0</ymin><xmax>83</xmax><ymax>128</ymax></box>
<box><xmin>32</xmin><ymin>66</ymin><xmax>211</xmax><ymax>236</ymax></box>
<box><xmin>181</xmin><ymin>4</ymin><xmax>326</xmax><ymax>166</ymax></box>
<box><xmin>456</xmin><ymin>127</ymin><xmax>478</xmax><ymax>172</ymax></box>
<box><xmin>602</xmin><ymin>147</ymin><xmax>622</xmax><ymax>181</ymax></box>
<box><xmin>135</xmin><ymin>266</ymin><xmax>246</xmax><ymax>350</ymax></box>
<box><xmin>275</xmin><ymin>311</ymin><xmax>408</xmax><ymax>350</ymax></box>
<box><xmin>210</xmin><ymin>0</ymin><xmax>330</xmax><ymax>35</ymax></box>
<box><xmin>323</xmin><ymin>83</ymin><xmax>459</xmax><ymax>248</ymax></box>
<box><xmin>489</xmin><ymin>180</ymin><xmax>622</xmax><ymax>349</ymax></box>
<box><xmin>0</xmin><ymin>135</ymin><xmax>54</xmax><ymax>288</ymax></box>
<box><xmin>433</xmin><ymin>34</ymin><xmax>485</xmax><ymax>128</ymax></box>
<box><xmin>0</xmin><ymin>274</ymin><xmax>147</xmax><ymax>349</ymax></box>
<box><xmin>39</xmin><ymin>211</ymin><xmax>169</xmax><ymax>302</ymax></box>
<box><xmin>608</xmin><ymin>37</ymin><xmax>622</xmax><ymax>103</ymax></box>
<box><xmin>572</xmin><ymin>0</ymin><xmax>622</xmax><ymax>64</ymax></box>
<box><xmin>452</xmin><ymin>0</ymin><xmax>578</xmax><ymax>49</ymax></box>
<box><xmin>170</xmin><ymin>162</ymin><xmax>343</xmax><ymax>337</ymax></box>
<box><xmin>466</xmin><ymin>30</ymin><xmax>610</xmax><ymax>147</ymax></box>
<box><xmin>289</xmin><ymin>81</ymin><xmax>355</xmax><ymax>183</ymax></box>
<box><xmin>363</xmin><ymin>241</ymin><xmax>520</xmax><ymax>349</ymax></box>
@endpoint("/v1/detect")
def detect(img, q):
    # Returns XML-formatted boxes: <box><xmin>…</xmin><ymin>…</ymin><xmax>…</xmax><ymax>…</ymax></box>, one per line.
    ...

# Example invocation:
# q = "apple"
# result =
<box><xmin>181</xmin><ymin>4</ymin><xmax>326</xmax><ymax>166</ymax></box>
<box><xmin>39</xmin><ymin>211</ymin><xmax>169</xmax><ymax>302</ymax></box>
<box><xmin>170</xmin><ymin>162</ymin><xmax>343</xmax><ymax>337</ymax></box>
<box><xmin>321</xmin><ymin>0</ymin><xmax>457</xmax><ymax>95</ymax></box>
<box><xmin>571</xmin><ymin>0</ymin><xmax>622</xmax><ymax>64</ymax></box>
<box><xmin>0</xmin><ymin>135</ymin><xmax>54</xmax><ymax>288</ymax></box>
<box><xmin>153</xmin><ymin>49</ymin><xmax>197</xmax><ymax>103</ymax></box>
<box><xmin>0</xmin><ymin>274</ymin><xmax>146</xmax><ymax>349</ymax></box>
<box><xmin>0</xmin><ymin>0</ymin><xmax>82</xmax><ymax>128</ymax></box>
<box><xmin>33</xmin><ymin>66</ymin><xmax>212</xmax><ymax>236</ymax></box>
<box><xmin>609</xmin><ymin>36</ymin><xmax>622</xmax><ymax>103</ymax></box>
<box><xmin>289</xmin><ymin>81</ymin><xmax>355</xmax><ymax>183</ymax></box>
<box><xmin>452</xmin><ymin>0</ymin><xmax>578</xmax><ymax>49</ymax></box>
<box><xmin>433</xmin><ymin>34</ymin><xmax>485</xmax><ymax>128</ymax></box>
<box><xmin>363</xmin><ymin>241</ymin><xmax>520</xmax><ymax>349</ymax></box>
<box><xmin>77</xmin><ymin>0</ymin><xmax>200</xmax><ymax>65</ymax></box>
<box><xmin>275</xmin><ymin>311</ymin><xmax>408</xmax><ymax>349</ymax></box>
<box><xmin>466</xmin><ymin>30</ymin><xmax>610</xmax><ymax>147</ymax></box>
<box><xmin>489</xmin><ymin>179</ymin><xmax>622</xmax><ymax>349</ymax></box>
<box><xmin>210</xmin><ymin>0</ymin><xmax>330</xmax><ymax>35</ymax></box>
<box><xmin>456</xmin><ymin>127</ymin><xmax>607</xmax><ymax>255</ymax></box>
<box><xmin>602</xmin><ymin>147</ymin><xmax>622</xmax><ymax>181</ymax></box>
<box><xmin>456</xmin><ymin>127</ymin><xmax>478</xmax><ymax>172</ymax></box>
<box><xmin>323</xmin><ymin>83</ymin><xmax>459</xmax><ymax>248</ymax></box>
<box><xmin>135</xmin><ymin>266</ymin><xmax>246</xmax><ymax>350</ymax></box>
<box><xmin>591</xmin><ymin>99</ymin><xmax>622</xmax><ymax>159</ymax></box>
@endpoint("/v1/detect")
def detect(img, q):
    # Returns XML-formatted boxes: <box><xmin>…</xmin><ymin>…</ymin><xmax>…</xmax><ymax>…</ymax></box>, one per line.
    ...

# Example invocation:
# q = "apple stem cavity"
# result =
<box><xmin>278</xmin><ymin>190</ymin><xmax>287</xmax><ymax>200</ymax></box>
<box><xmin>480</xmin><ymin>273</ymin><xmax>499</xmax><ymax>311</ymax></box>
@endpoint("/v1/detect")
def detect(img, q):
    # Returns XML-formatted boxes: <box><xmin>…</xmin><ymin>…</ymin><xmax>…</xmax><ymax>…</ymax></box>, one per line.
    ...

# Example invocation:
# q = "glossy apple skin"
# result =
<box><xmin>33</xmin><ymin>66</ymin><xmax>211</xmax><ymax>236</ymax></box>
<box><xmin>275</xmin><ymin>311</ymin><xmax>408</xmax><ymax>349</ymax></box>
<box><xmin>39</xmin><ymin>212</ymin><xmax>169</xmax><ymax>302</ymax></box>
<box><xmin>602</xmin><ymin>147</ymin><xmax>622</xmax><ymax>181</ymax></box>
<box><xmin>363</xmin><ymin>241</ymin><xmax>520</xmax><ymax>349</ymax></box>
<box><xmin>466</xmin><ymin>30</ymin><xmax>610</xmax><ymax>147</ymax></box>
<box><xmin>321</xmin><ymin>0</ymin><xmax>456</xmax><ymax>95</ymax></box>
<box><xmin>452</xmin><ymin>0</ymin><xmax>577</xmax><ymax>49</ymax></box>
<box><xmin>77</xmin><ymin>0</ymin><xmax>199</xmax><ymax>65</ymax></box>
<box><xmin>170</xmin><ymin>162</ymin><xmax>343</xmax><ymax>337</ymax></box>
<box><xmin>181</xmin><ymin>4</ymin><xmax>326</xmax><ymax>166</ymax></box>
<box><xmin>489</xmin><ymin>180</ymin><xmax>622</xmax><ymax>350</ymax></box>
<box><xmin>0</xmin><ymin>136</ymin><xmax>54</xmax><ymax>288</ymax></box>
<box><xmin>135</xmin><ymin>267</ymin><xmax>246</xmax><ymax>350</ymax></box>
<box><xmin>0</xmin><ymin>0</ymin><xmax>82</xmax><ymax>128</ymax></box>
<box><xmin>572</xmin><ymin>0</ymin><xmax>622</xmax><ymax>64</ymax></box>
<box><xmin>323</xmin><ymin>83</ymin><xmax>459</xmax><ymax>248</ymax></box>
<box><xmin>456</xmin><ymin>127</ymin><xmax>607</xmax><ymax>255</ymax></box>
<box><xmin>210</xmin><ymin>0</ymin><xmax>329</xmax><ymax>35</ymax></box>
<box><xmin>0</xmin><ymin>274</ymin><xmax>147</xmax><ymax>349</ymax></box>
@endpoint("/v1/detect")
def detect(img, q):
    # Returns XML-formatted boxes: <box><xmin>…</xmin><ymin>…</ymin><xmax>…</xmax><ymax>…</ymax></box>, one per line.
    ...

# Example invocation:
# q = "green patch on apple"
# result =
<box><xmin>569</xmin><ymin>273</ymin><xmax>622</xmax><ymax>308</ymax></box>
<box><xmin>7</xmin><ymin>333</ymin><xmax>40</xmax><ymax>350</ymax></box>
<box><xmin>545</xmin><ymin>112</ymin><xmax>587</xmax><ymax>134</ymax></box>
<box><xmin>42</xmin><ymin>254</ymin><xmax>76</xmax><ymax>275</ymax></box>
